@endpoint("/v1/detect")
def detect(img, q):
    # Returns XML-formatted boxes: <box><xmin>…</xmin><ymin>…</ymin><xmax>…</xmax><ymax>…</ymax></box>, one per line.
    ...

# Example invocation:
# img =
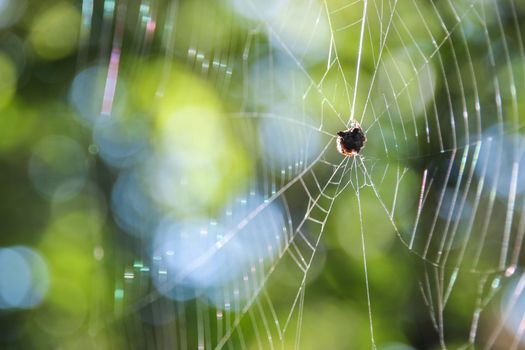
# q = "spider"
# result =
<box><xmin>336</xmin><ymin>121</ymin><xmax>366</xmax><ymax>157</ymax></box>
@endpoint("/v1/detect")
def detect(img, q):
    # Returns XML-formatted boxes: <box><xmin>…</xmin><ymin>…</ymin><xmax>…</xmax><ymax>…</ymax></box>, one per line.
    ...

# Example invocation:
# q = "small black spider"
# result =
<box><xmin>336</xmin><ymin>121</ymin><xmax>366</xmax><ymax>156</ymax></box>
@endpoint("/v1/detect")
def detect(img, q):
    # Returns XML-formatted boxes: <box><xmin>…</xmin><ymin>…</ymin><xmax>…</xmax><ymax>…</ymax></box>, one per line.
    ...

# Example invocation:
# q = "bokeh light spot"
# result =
<box><xmin>29</xmin><ymin>1</ymin><xmax>81</xmax><ymax>60</ymax></box>
<box><xmin>28</xmin><ymin>135</ymin><xmax>88</xmax><ymax>201</ymax></box>
<box><xmin>70</xmin><ymin>65</ymin><xmax>127</xmax><ymax>127</ymax></box>
<box><xmin>0</xmin><ymin>246</ymin><xmax>49</xmax><ymax>309</ymax></box>
<box><xmin>0</xmin><ymin>0</ymin><xmax>26</xmax><ymax>28</ymax></box>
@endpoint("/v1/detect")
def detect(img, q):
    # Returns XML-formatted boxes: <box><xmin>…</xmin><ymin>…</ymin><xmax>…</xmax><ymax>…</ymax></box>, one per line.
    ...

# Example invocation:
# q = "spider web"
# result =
<box><xmin>77</xmin><ymin>0</ymin><xmax>525</xmax><ymax>348</ymax></box>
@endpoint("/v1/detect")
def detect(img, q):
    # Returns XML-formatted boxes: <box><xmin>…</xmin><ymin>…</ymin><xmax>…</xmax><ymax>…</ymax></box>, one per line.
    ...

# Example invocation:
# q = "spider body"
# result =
<box><xmin>336</xmin><ymin>121</ymin><xmax>366</xmax><ymax>156</ymax></box>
